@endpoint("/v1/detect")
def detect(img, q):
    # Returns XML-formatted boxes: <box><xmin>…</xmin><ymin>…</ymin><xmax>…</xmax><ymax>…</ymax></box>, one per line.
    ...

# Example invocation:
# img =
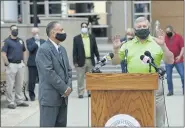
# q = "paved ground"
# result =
<box><xmin>1</xmin><ymin>78</ymin><xmax>184</xmax><ymax>127</ymax></box>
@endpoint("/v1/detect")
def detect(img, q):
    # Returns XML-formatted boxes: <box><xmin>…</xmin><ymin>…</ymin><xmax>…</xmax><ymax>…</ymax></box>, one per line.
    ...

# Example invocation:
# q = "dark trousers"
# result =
<box><xmin>165</xmin><ymin>62</ymin><xmax>184</xmax><ymax>94</ymax></box>
<box><xmin>121</xmin><ymin>60</ymin><xmax>127</xmax><ymax>73</ymax></box>
<box><xmin>28</xmin><ymin>66</ymin><xmax>38</xmax><ymax>99</ymax></box>
<box><xmin>40</xmin><ymin>99</ymin><xmax>68</xmax><ymax>127</ymax></box>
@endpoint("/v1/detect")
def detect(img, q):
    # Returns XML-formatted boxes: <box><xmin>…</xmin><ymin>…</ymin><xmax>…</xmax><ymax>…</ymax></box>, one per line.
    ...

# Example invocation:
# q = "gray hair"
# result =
<box><xmin>46</xmin><ymin>21</ymin><xmax>59</xmax><ymax>37</ymax></box>
<box><xmin>166</xmin><ymin>25</ymin><xmax>174</xmax><ymax>32</ymax></box>
<box><xmin>134</xmin><ymin>16</ymin><xmax>150</xmax><ymax>28</ymax></box>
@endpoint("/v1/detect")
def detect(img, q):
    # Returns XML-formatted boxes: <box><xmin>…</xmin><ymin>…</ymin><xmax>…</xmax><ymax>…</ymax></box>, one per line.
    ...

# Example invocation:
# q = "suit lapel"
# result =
<box><xmin>78</xmin><ymin>35</ymin><xmax>84</xmax><ymax>48</ymax></box>
<box><xmin>89</xmin><ymin>34</ymin><xmax>93</xmax><ymax>54</ymax></box>
<box><xmin>47</xmin><ymin>40</ymin><xmax>65</xmax><ymax>70</ymax></box>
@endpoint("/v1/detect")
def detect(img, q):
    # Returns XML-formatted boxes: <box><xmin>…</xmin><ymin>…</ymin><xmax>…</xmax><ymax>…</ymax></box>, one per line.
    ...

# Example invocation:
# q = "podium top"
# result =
<box><xmin>86</xmin><ymin>73</ymin><xmax>158</xmax><ymax>91</ymax></box>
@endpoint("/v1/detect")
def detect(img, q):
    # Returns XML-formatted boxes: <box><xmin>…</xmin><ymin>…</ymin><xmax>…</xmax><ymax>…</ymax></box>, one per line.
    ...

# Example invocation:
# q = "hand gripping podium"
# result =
<box><xmin>86</xmin><ymin>73</ymin><xmax>158</xmax><ymax>127</ymax></box>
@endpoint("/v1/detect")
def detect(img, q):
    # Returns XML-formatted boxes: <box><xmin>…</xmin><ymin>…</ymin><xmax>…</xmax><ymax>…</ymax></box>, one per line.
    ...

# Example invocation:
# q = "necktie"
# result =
<box><xmin>58</xmin><ymin>47</ymin><xmax>65</xmax><ymax>68</ymax></box>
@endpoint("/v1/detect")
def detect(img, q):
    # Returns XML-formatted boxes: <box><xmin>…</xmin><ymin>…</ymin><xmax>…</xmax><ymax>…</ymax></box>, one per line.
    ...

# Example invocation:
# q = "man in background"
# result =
<box><xmin>1</xmin><ymin>25</ymin><xmax>29</xmax><ymax>109</ymax></box>
<box><xmin>165</xmin><ymin>25</ymin><xmax>184</xmax><ymax>96</ymax></box>
<box><xmin>73</xmin><ymin>22</ymin><xmax>100</xmax><ymax>98</ymax></box>
<box><xmin>26</xmin><ymin>27</ymin><xmax>45</xmax><ymax>101</ymax></box>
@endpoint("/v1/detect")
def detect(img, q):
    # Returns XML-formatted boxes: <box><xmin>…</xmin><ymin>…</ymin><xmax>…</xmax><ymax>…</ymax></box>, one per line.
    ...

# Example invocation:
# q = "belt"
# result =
<box><xmin>86</xmin><ymin>57</ymin><xmax>91</xmax><ymax>59</ymax></box>
<box><xmin>9</xmin><ymin>60</ymin><xmax>21</xmax><ymax>64</ymax></box>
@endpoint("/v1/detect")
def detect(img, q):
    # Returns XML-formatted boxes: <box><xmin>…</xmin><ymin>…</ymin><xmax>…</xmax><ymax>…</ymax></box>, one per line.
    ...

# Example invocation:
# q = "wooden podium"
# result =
<box><xmin>86</xmin><ymin>73</ymin><xmax>158</xmax><ymax>127</ymax></box>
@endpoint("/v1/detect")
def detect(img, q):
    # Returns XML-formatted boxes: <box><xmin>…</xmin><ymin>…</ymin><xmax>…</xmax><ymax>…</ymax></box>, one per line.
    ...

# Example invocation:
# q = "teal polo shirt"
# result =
<box><xmin>119</xmin><ymin>35</ymin><xmax>163</xmax><ymax>73</ymax></box>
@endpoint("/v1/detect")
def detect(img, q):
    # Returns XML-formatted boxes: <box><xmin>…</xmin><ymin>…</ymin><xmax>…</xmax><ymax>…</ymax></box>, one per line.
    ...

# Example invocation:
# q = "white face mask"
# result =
<box><xmin>81</xmin><ymin>28</ymin><xmax>88</xmax><ymax>34</ymax></box>
<box><xmin>34</xmin><ymin>34</ymin><xmax>40</xmax><ymax>40</ymax></box>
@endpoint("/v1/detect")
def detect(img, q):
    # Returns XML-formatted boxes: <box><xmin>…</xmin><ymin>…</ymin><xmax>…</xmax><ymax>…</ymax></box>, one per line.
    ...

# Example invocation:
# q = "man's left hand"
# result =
<box><xmin>175</xmin><ymin>56</ymin><xmax>181</xmax><ymax>62</ymax></box>
<box><xmin>153</xmin><ymin>29</ymin><xmax>166</xmax><ymax>47</ymax></box>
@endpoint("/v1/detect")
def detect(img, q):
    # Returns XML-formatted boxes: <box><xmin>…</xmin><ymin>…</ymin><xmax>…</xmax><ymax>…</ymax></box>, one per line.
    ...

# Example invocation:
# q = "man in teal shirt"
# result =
<box><xmin>112</xmin><ymin>17</ymin><xmax>174</xmax><ymax>127</ymax></box>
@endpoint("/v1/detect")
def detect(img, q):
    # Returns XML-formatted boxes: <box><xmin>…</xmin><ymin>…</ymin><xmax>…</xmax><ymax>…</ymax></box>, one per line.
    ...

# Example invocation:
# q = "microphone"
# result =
<box><xmin>99</xmin><ymin>52</ymin><xmax>114</xmax><ymax>64</ymax></box>
<box><xmin>92</xmin><ymin>53</ymin><xmax>114</xmax><ymax>73</ymax></box>
<box><xmin>140</xmin><ymin>55</ymin><xmax>166</xmax><ymax>76</ymax></box>
<box><xmin>140</xmin><ymin>55</ymin><xmax>158</xmax><ymax>70</ymax></box>
<box><xmin>144</xmin><ymin>51</ymin><xmax>154</xmax><ymax>62</ymax></box>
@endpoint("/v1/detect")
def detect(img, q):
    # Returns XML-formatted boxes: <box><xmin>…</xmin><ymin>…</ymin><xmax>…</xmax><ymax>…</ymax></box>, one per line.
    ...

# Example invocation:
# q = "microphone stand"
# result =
<box><xmin>124</xmin><ymin>49</ymin><xmax>128</xmax><ymax>73</ymax></box>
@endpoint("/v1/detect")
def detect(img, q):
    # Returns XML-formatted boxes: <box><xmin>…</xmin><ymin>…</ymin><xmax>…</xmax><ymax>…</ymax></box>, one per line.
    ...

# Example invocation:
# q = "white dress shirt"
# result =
<box><xmin>49</xmin><ymin>38</ymin><xmax>59</xmax><ymax>52</ymax></box>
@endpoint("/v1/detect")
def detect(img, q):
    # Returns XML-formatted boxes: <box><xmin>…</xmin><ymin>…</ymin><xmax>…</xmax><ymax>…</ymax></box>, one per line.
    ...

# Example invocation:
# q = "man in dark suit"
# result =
<box><xmin>35</xmin><ymin>21</ymin><xmax>72</xmax><ymax>127</ymax></box>
<box><xmin>26</xmin><ymin>27</ymin><xmax>45</xmax><ymax>101</ymax></box>
<box><xmin>73</xmin><ymin>22</ymin><xmax>100</xmax><ymax>98</ymax></box>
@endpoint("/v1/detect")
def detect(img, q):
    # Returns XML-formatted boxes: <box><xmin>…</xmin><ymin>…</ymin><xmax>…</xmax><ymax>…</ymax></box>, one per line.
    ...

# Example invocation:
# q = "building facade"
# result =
<box><xmin>1</xmin><ymin>1</ymin><xmax>184</xmax><ymax>38</ymax></box>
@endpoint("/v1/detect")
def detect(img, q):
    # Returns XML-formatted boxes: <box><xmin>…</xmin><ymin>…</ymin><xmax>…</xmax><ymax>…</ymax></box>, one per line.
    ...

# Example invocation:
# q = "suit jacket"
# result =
<box><xmin>35</xmin><ymin>39</ymin><xmax>72</xmax><ymax>106</ymax></box>
<box><xmin>73</xmin><ymin>34</ymin><xmax>100</xmax><ymax>67</ymax></box>
<box><xmin>26</xmin><ymin>37</ymin><xmax>45</xmax><ymax>66</ymax></box>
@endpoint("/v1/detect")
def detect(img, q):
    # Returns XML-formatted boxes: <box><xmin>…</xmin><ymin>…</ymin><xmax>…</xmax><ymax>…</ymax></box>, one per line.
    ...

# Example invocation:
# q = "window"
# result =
<box><xmin>132</xmin><ymin>1</ymin><xmax>151</xmax><ymax>24</ymax></box>
<box><xmin>134</xmin><ymin>3</ymin><xmax>150</xmax><ymax>13</ymax></box>
<box><xmin>49</xmin><ymin>4</ymin><xmax>61</xmax><ymax>14</ymax></box>
<box><xmin>30</xmin><ymin>4</ymin><xmax>45</xmax><ymax>15</ymax></box>
<box><xmin>29</xmin><ymin>0</ymin><xmax>44</xmax><ymax>2</ymax></box>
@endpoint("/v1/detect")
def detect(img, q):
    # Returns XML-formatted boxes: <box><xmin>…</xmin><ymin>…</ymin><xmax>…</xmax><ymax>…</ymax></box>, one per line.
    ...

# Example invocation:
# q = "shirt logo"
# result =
<box><xmin>105</xmin><ymin>114</ymin><xmax>141</xmax><ymax>127</ymax></box>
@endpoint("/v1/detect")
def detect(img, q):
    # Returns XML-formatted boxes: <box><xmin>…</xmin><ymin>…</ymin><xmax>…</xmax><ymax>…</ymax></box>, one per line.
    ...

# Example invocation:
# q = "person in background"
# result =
<box><xmin>1</xmin><ymin>25</ymin><xmax>29</xmax><ymax>109</ymax></box>
<box><xmin>73</xmin><ymin>22</ymin><xmax>100</xmax><ymax>98</ymax></box>
<box><xmin>35</xmin><ymin>21</ymin><xmax>72</xmax><ymax>127</ymax></box>
<box><xmin>111</xmin><ymin>17</ymin><xmax>174</xmax><ymax>127</ymax></box>
<box><xmin>26</xmin><ymin>27</ymin><xmax>45</xmax><ymax>101</ymax></box>
<box><xmin>118</xmin><ymin>28</ymin><xmax>135</xmax><ymax>73</ymax></box>
<box><xmin>165</xmin><ymin>25</ymin><xmax>184</xmax><ymax>96</ymax></box>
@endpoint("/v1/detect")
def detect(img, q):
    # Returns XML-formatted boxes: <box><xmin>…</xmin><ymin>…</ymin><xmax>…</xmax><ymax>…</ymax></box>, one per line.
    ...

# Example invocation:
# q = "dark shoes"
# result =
<box><xmin>7</xmin><ymin>102</ymin><xmax>29</xmax><ymax>109</ymax></box>
<box><xmin>78</xmin><ymin>95</ymin><xmax>83</xmax><ymax>98</ymax></box>
<box><xmin>17</xmin><ymin>102</ymin><xmax>29</xmax><ymax>107</ymax></box>
<box><xmin>8</xmin><ymin>104</ymin><xmax>17</xmax><ymax>109</ymax></box>
<box><xmin>88</xmin><ymin>94</ymin><xmax>91</xmax><ymax>97</ymax></box>
<box><xmin>167</xmin><ymin>92</ymin><xmax>173</xmax><ymax>96</ymax></box>
<box><xmin>30</xmin><ymin>97</ymin><xmax>35</xmax><ymax>101</ymax></box>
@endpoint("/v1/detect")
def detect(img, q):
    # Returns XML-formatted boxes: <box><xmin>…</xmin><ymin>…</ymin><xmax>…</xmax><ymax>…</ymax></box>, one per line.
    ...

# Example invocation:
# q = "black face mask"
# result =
<box><xmin>11</xmin><ymin>29</ymin><xmax>18</xmax><ymax>37</ymax></box>
<box><xmin>135</xmin><ymin>28</ymin><xmax>150</xmax><ymax>40</ymax></box>
<box><xmin>166</xmin><ymin>32</ymin><xmax>173</xmax><ymax>37</ymax></box>
<box><xmin>55</xmin><ymin>33</ymin><xmax>67</xmax><ymax>42</ymax></box>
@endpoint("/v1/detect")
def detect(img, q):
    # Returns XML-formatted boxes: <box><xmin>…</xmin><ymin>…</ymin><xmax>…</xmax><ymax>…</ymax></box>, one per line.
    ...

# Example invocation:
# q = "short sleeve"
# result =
<box><xmin>179</xmin><ymin>35</ymin><xmax>184</xmax><ymax>48</ymax></box>
<box><xmin>119</xmin><ymin>43</ymin><xmax>127</xmax><ymax>60</ymax></box>
<box><xmin>1</xmin><ymin>41</ymin><xmax>9</xmax><ymax>53</ymax></box>
<box><xmin>155</xmin><ymin>47</ymin><xmax>164</xmax><ymax>66</ymax></box>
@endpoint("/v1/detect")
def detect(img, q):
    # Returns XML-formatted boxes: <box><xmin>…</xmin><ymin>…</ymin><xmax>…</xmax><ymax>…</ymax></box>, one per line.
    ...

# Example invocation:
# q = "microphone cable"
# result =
<box><xmin>160</xmin><ymin>75</ymin><xmax>170</xmax><ymax>127</ymax></box>
<box><xmin>87</xmin><ymin>93</ymin><xmax>90</xmax><ymax>127</ymax></box>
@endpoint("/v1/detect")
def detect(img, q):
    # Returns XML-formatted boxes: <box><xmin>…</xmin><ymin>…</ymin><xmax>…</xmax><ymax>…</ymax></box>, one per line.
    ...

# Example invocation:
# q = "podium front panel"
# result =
<box><xmin>91</xmin><ymin>90</ymin><xmax>155</xmax><ymax>127</ymax></box>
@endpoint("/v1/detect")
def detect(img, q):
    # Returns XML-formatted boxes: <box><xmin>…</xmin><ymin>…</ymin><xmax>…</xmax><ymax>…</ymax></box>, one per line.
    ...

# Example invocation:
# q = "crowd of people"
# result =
<box><xmin>1</xmin><ymin>16</ymin><xmax>184</xmax><ymax>127</ymax></box>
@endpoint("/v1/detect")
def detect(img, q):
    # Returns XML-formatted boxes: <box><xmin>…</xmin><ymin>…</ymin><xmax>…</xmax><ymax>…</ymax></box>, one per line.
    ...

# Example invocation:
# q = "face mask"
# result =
<box><xmin>34</xmin><ymin>34</ymin><xmax>40</xmax><ymax>40</ymax></box>
<box><xmin>11</xmin><ymin>29</ymin><xmax>18</xmax><ymax>37</ymax></box>
<box><xmin>55</xmin><ymin>33</ymin><xmax>67</xmax><ymax>42</ymax></box>
<box><xmin>81</xmin><ymin>28</ymin><xmax>88</xmax><ymax>34</ymax></box>
<box><xmin>135</xmin><ymin>28</ymin><xmax>150</xmax><ymax>40</ymax></box>
<box><xmin>166</xmin><ymin>32</ymin><xmax>173</xmax><ymax>37</ymax></box>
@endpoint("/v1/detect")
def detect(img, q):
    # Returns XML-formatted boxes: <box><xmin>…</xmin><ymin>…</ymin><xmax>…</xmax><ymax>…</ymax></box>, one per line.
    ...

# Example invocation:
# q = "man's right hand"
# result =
<box><xmin>112</xmin><ymin>35</ymin><xmax>122</xmax><ymax>49</ymax></box>
<box><xmin>63</xmin><ymin>87</ymin><xmax>72</xmax><ymax>97</ymax></box>
<box><xmin>74</xmin><ymin>63</ymin><xmax>78</xmax><ymax>67</ymax></box>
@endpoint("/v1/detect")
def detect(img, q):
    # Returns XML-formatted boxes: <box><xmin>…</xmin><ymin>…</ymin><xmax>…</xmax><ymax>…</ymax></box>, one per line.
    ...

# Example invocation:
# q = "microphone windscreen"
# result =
<box><xmin>140</xmin><ymin>55</ymin><xmax>144</xmax><ymax>60</ymax></box>
<box><xmin>109</xmin><ymin>53</ymin><xmax>114</xmax><ymax>59</ymax></box>
<box><xmin>144</xmin><ymin>51</ymin><xmax>151</xmax><ymax>57</ymax></box>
